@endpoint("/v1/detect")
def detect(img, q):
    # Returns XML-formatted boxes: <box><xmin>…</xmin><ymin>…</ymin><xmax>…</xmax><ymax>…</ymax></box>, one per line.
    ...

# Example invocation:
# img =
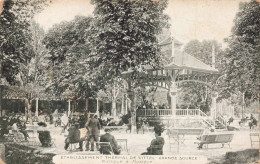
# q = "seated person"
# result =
<box><xmin>228</xmin><ymin>117</ymin><xmax>234</xmax><ymax>125</ymax></box>
<box><xmin>249</xmin><ymin>117</ymin><xmax>257</xmax><ymax>129</ymax></box>
<box><xmin>64</xmin><ymin>123</ymin><xmax>83</xmax><ymax>151</ymax></box>
<box><xmin>142</xmin><ymin>126</ymin><xmax>165</xmax><ymax>155</ymax></box>
<box><xmin>99</xmin><ymin>128</ymin><xmax>121</xmax><ymax>154</ymax></box>
<box><xmin>17</xmin><ymin>119</ymin><xmax>29</xmax><ymax>141</ymax></box>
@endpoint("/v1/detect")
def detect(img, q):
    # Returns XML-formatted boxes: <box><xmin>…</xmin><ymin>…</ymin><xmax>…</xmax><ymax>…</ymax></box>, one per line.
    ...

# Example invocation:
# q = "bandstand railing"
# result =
<box><xmin>136</xmin><ymin>109</ymin><xmax>208</xmax><ymax>117</ymax></box>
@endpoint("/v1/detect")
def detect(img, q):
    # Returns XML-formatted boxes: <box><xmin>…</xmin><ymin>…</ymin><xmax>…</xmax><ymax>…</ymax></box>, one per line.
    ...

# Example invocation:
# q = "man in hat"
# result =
<box><xmin>85</xmin><ymin>114</ymin><xmax>101</xmax><ymax>151</ymax></box>
<box><xmin>100</xmin><ymin>128</ymin><xmax>121</xmax><ymax>155</ymax></box>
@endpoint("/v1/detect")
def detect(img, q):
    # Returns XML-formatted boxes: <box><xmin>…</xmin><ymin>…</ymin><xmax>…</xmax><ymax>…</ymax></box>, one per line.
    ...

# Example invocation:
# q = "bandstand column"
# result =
<box><xmin>68</xmin><ymin>99</ymin><xmax>71</xmax><ymax>116</ymax></box>
<box><xmin>35</xmin><ymin>98</ymin><xmax>39</xmax><ymax>117</ymax></box>
<box><xmin>211</xmin><ymin>92</ymin><xmax>218</xmax><ymax>119</ymax></box>
<box><xmin>170</xmin><ymin>82</ymin><xmax>177</xmax><ymax>116</ymax></box>
<box><xmin>96</xmin><ymin>98</ymin><xmax>99</xmax><ymax>117</ymax></box>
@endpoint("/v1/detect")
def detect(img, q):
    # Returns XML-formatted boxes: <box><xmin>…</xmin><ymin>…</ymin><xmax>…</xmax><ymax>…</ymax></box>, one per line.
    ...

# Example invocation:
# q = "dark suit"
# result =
<box><xmin>85</xmin><ymin>117</ymin><xmax>101</xmax><ymax>151</ymax></box>
<box><xmin>143</xmin><ymin>136</ymin><xmax>165</xmax><ymax>155</ymax></box>
<box><xmin>64</xmin><ymin>125</ymin><xmax>83</xmax><ymax>150</ymax></box>
<box><xmin>100</xmin><ymin>133</ymin><xmax>121</xmax><ymax>154</ymax></box>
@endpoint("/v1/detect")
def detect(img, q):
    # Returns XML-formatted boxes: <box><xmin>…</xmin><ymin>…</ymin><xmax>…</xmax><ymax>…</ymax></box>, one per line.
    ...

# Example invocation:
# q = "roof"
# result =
<box><xmin>165</xmin><ymin>52</ymin><xmax>218</xmax><ymax>73</ymax></box>
<box><xmin>122</xmin><ymin>37</ymin><xmax>218</xmax><ymax>74</ymax></box>
<box><xmin>159</xmin><ymin>37</ymin><xmax>183</xmax><ymax>47</ymax></box>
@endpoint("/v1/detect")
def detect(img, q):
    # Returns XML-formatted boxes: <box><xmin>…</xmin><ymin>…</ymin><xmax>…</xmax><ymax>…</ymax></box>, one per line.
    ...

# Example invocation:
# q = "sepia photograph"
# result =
<box><xmin>0</xmin><ymin>0</ymin><xmax>259</xmax><ymax>163</ymax></box>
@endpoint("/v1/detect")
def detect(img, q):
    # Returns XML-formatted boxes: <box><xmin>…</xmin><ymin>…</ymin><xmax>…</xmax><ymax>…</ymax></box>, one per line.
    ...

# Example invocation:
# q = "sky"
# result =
<box><xmin>36</xmin><ymin>0</ymin><xmax>249</xmax><ymax>45</ymax></box>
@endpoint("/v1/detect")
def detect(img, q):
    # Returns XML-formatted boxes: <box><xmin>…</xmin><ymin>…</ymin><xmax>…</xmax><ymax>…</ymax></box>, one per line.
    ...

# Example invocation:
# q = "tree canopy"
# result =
<box><xmin>89</xmin><ymin>0</ymin><xmax>169</xmax><ymax>85</ymax></box>
<box><xmin>0</xmin><ymin>0</ymin><xmax>48</xmax><ymax>84</ymax></box>
<box><xmin>222</xmin><ymin>0</ymin><xmax>260</xmax><ymax>101</ymax></box>
<box><xmin>44</xmin><ymin>16</ymin><xmax>97</xmax><ymax>100</ymax></box>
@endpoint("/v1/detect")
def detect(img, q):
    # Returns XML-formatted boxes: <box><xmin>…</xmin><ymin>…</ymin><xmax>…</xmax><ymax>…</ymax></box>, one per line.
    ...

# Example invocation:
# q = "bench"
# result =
<box><xmin>167</xmin><ymin>128</ymin><xmax>204</xmax><ymax>152</ymax></box>
<box><xmin>103</xmin><ymin>126</ymin><xmax>127</xmax><ymax>132</ymax></box>
<box><xmin>167</xmin><ymin>128</ymin><xmax>205</xmax><ymax>136</ymax></box>
<box><xmin>195</xmin><ymin>133</ymin><xmax>234</xmax><ymax>149</ymax></box>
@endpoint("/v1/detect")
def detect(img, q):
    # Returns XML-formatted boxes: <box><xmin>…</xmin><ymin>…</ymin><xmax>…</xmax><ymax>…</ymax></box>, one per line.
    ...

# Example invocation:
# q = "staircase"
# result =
<box><xmin>215</xmin><ymin>114</ymin><xmax>227</xmax><ymax>129</ymax></box>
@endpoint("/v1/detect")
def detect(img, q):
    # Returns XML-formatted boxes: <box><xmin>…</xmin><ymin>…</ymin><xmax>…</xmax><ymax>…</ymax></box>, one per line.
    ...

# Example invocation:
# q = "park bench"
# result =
<box><xmin>167</xmin><ymin>128</ymin><xmax>204</xmax><ymax>151</ymax></box>
<box><xmin>194</xmin><ymin>133</ymin><xmax>234</xmax><ymax>149</ymax></box>
<box><xmin>103</xmin><ymin>126</ymin><xmax>127</xmax><ymax>132</ymax></box>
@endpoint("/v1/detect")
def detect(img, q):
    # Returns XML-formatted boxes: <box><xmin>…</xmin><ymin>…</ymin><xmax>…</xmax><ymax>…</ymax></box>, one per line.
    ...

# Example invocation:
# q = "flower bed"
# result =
<box><xmin>5</xmin><ymin>143</ymin><xmax>55</xmax><ymax>164</ymax></box>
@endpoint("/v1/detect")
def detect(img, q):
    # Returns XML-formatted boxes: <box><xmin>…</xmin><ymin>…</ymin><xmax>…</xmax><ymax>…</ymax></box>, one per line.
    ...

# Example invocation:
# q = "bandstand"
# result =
<box><xmin>123</xmin><ymin>37</ymin><xmax>226</xmax><ymax>130</ymax></box>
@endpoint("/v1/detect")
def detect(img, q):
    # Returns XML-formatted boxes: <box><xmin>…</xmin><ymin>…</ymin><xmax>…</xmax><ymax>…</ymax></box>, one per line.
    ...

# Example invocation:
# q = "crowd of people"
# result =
<box><xmin>63</xmin><ymin>113</ymin><xmax>122</xmax><ymax>154</ymax></box>
<box><xmin>0</xmin><ymin>113</ymin><xmax>29</xmax><ymax>141</ymax></box>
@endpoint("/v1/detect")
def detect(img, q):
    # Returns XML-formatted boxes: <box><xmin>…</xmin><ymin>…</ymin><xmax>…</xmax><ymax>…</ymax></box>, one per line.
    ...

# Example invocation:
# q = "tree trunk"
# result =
<box><xmin>242</xmin><ymin>92</ymin><xmax>245</xmax><ymax>118</ymax></box>
<box><xmin>112</xmin><ymin>99</ymin><xmax>116</xmax><ymax>118</ymax></box>
<box><xmin>25</xmin><ymin>97</ymin><xmax>33</xmax><ymax>125</ymax></box>
<box><xmin>121</xmin><ymin>96</ymin><xmax>124</xmax><ymax>115</ymax></box>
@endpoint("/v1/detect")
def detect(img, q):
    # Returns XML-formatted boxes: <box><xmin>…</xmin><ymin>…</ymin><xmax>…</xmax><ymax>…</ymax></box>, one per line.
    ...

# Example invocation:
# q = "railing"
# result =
<box><xmin>136</xmin><ymin>108</ymin><xmax>218</xmax><ymax>128</ymax></box>
<box><xmin>137</xmin><ymin>109</ymin><xmax>172</xmax><ymax>116</ymax></box>
<box><xmin>216</xmin><ymin>114</ymin><xmax>227</xmax><ymax>127</ymax></box>
<box><xmin>136</xmin><ymin>109</ymin><xmax>209</xmax><ymax>117</ymax></box>
<box><xmin>175</xmin><ymin>109</ymin><xmax>207</xmax><ymax>117</ymax></box>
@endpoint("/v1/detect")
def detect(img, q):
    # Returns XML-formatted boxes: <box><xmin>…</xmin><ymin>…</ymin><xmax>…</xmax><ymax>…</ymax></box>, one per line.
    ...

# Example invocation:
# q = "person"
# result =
<box><xmin>55</xmin><ymin>116</ymin><xmax>62</xmax><ymax>127</ymax></box>
<box><xmin>85</xmin><ymin>114</ymin><xmax>101</xmax><ymax>151</ymax></box>
<box><xmin>95</xmin><ymin>115</ymin><xmax>104</xmax><ymax>129</ymax></box>
<box><xmin>249</xmin><ymin>115</ymin><xmax>257</xmax><ymax>129</ymax></box>
<box><xmin>64</xmin><ymin>123</ymin><xmax>83</xmax><ymax>151</ymax></box>
<box><xmin>141</xmin><ymin>126</ymin><xmax>165</xmax><ymax>155</ymax></box>
<box><xmin>126</xmin><ymin>118</ymin><xmax>131</xmax><ymax>133</ymax></box>
<box><xmin>99</xmin><ymin>128</ymin><xmax>121</xmax><ymax>154</ymax></box>
<box><xmin>228</xmin><ymin>116</ymin><xmax>234</xmax><ymax>125</ymax></box>
<box><xmin>136</xmin><ymin>118</ymin><xmax>142</xmax><ymax>134</ymax></box>
<box><xmin>0</xmin><ymin>117</ymin><xmax>9</xmax><ymax>137</ymax></box>
<box><xmin>17</xmin><ymin>119</ymin><xmax>29</xmax><ymax>141</ymax></box>
<box><xmin>78</xmin><ymin>115</ymin><xmax>86</xmax><ymax>128</ymax></box>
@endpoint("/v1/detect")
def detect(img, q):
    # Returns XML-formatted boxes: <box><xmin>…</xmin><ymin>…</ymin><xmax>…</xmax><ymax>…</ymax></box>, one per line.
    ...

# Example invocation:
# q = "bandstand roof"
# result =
<box><xmin>122</xmin><ymin>37</ymin><xmax>218</xmax><ymax>75</ymax></box>
<box><xmin>160</xmin><ymin>37</ymin><xmax>218</xmax><ymax>73</ymax></box>
<box><xmin>164</xmin><ymin>52</ymin><xmax>218</xmax><ymax>73</ymax></box>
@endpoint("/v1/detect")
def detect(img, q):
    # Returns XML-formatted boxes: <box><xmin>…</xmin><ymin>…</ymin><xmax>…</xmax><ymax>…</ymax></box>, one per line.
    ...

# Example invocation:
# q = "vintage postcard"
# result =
<box><xmin>0</xmin><ymin>0</ymin><xmax>259</xmax><ymax>163</ymax></box>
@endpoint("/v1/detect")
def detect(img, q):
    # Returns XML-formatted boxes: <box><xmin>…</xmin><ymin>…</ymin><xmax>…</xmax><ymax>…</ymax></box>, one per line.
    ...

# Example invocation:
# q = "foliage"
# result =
<box><xmin>5</xmin><ymin>143</ymin><xmax>55</xmax><ymax>164</ymax></box>
<box><xmin>89</xmin><ymin>0</ymin><xmax>169</xmax><ymax>86</ymax></box>
<box><xmin>180</xmin><ymin>40</ymin><xmax>224</xmax><ymax>112</ymax></box>
<box><xmin>43</xmin><ymin>16</ymin><xmax>97</xmax><ymax>100</ymax></box>
<box><xmin>135</xmin><ymin>86</ymin><xmax>157</xmax><ymax>108</ymax></box>
<box><xmin>0</xmin><ymin>0</ymin><xmax>49</xmax><ymax>83</ymax></box>
<box><xmin>221</xmin><ymin>0</ymin><xmax>260</xmax><ymax>102</ymax></box>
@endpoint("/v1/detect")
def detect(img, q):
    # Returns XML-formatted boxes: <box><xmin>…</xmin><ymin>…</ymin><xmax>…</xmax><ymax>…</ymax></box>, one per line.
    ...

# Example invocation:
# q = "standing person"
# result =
<box><xmin>85</xmin><ymin>114</ymin><xmax>101</xmax><ymax>151</ymax></box>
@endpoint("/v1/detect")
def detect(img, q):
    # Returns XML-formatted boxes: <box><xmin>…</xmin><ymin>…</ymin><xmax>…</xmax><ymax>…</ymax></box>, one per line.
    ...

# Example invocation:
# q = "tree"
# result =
<box><xmin>89</xmin><ymin>0</ymin><xmax>169</xmax><ymax>130</ymax></box>
<box><xmin>0</xmin><ymin>0</ymin><xmax>49</xmax><ymax>121</ymax></box>
<box><xmin>89</xmin><ymin>0</ymin><xmax>169</xmax><ymax>84</ymax></box>
<box><xmin>0</xmin><ymin>0</ymin><xmax>48</xmax><ymax>82</ymax></box>
<box><xmin>4</xmin><ymin>21</ymin><xmax>49</xmax><ymax>124</ymax></box>
<box><xmin>44</xmin><ymin>16</ymin><xmax>97</xmax><ymax>113</ymax></box>
<box><xmin>97</xmin><ymin>78</ymin><xmax>126</xmax><ymax>117</ymax></box>
<box><xmin>222</xmin><ymin>0</ymin><xmax>260</xmax><ymax>117</ymax></box>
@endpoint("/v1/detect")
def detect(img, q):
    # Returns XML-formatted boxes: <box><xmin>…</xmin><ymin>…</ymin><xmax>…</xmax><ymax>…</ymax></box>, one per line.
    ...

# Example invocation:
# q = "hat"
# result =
<box><xmin>104</xmin><ymin>128</ymin><xmax>112</xmax><ymax>132</ymax></box>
